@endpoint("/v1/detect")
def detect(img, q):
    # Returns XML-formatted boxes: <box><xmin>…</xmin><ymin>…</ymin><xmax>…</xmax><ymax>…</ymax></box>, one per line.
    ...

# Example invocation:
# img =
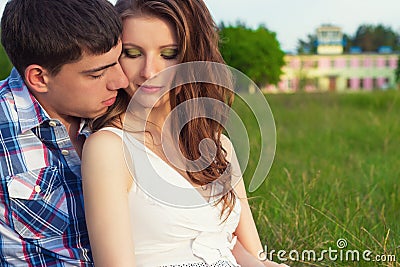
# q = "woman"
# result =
<box><xmin>82</xmin><ymin>0</ymin><xmax>287</xmax><ymax>266</ymax></box>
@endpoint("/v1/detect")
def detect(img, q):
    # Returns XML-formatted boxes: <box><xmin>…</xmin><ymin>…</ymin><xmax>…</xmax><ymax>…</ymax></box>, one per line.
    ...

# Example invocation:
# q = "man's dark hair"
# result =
<box><xmin>1</xmin><ymin>0</ymin><xmax>122</xmax><ymax>76</ymax></box>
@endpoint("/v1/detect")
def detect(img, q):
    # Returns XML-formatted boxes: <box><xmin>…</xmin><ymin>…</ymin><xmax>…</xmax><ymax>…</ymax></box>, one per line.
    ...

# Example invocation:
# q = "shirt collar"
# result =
<box><xmin>8</xmin><ymin>68</ymin><xmax>91</xmax><ymax>136</ymax></box>
<box><xmin>8</xmin><ymin>68</ymin><xmax>50</xmax><ymax>133</ymax></box>
<box><xmin>79</xmin><ymin>119</ymin><xmax>92</xmax><ymax>138</ymax></box>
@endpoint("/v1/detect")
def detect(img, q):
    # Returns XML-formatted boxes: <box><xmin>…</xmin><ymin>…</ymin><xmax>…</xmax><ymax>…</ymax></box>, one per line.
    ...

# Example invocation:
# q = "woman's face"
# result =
<box><xmin>119</xmin><ymin>15</ymin><xmax>179</xmax><ymax>111</ymax></box>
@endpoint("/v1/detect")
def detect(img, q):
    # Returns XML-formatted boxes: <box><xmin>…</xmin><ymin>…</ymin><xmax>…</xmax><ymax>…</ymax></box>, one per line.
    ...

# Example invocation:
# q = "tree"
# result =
<box><xmin>342</xmin><ymin>33</ymin><xmax>353</xmax><ymax>53</ymax></box>
<box><xmin>395</xmin><ymin>57</ymin><xmax>400</xmax><ymax>87</ymax></box>
<box><xmin>353</xmin><ymin>24</ymin><xmax>398</xmax><ymax>52</ymax></box>
<box><xmin>219</xmin><ymin>24</ymin><xmax>285</xmax><ymax>87</ymax></box>
<box><xmin>297</xmin><ymin>34</ymin><xmax>318</xmax><ymax>54</ymax></box>
<box><xmin>0</xmin><ymin>42</ymin><xmax>12</xmax><ymax>80</ymax></box>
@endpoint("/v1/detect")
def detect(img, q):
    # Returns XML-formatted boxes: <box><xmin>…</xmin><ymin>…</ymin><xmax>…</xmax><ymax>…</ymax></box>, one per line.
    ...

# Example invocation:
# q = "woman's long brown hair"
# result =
<box><xmin>92</xmin><ymin>0</ymin><xmax>236</xmax><ymax>219</ymax></box>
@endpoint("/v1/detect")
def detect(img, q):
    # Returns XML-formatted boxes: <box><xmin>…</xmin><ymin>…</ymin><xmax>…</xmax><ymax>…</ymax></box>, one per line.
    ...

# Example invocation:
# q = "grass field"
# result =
<box><xmin>233</xmin><ymin>90</ymin><xmax>400</xmax><ymax>266</ymax></box>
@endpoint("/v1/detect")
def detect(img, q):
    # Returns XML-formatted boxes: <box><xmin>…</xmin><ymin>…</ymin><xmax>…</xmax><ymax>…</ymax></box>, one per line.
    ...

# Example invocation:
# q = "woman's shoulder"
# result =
<box><xmin>93</xmin><ymin>126</ymin><xmax>124</xmax><ymax>138</ymax></box>
<box><xmin>86</xmin><ymin>127</ymin><xmax>123</xmax><ymax>143</ymax></box>
<box><xmin>82</xmin><ymin>127</ymin><xmax>132</xmax><ymax>187</ymax></box>
<box><xmin>83</xmin><ymin>127</ymin><xmax>125</xmax><ymax>158</ymax></box>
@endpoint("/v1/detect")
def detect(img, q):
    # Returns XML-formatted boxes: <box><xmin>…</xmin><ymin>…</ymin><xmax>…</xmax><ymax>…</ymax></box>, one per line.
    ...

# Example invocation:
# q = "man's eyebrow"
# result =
<box><xmin>80</xmin><ymin>62</ymin><xmax>117</xmax><ymax>74</ymax></box>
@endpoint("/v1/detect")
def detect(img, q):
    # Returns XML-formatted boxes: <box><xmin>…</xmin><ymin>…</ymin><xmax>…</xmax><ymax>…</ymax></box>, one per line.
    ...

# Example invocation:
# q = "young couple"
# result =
<box><xmin>0</xmin><ymin>0</ymin><xmax>288</xmax><ymax>266</ymax></box>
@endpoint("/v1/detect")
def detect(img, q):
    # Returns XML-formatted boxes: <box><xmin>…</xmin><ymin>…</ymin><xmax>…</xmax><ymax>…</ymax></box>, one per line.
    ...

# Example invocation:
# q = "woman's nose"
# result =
<box><xmin>140</xmin><ymin>56</ymin><xmax>160</xmax><ymax>80</ymax></box>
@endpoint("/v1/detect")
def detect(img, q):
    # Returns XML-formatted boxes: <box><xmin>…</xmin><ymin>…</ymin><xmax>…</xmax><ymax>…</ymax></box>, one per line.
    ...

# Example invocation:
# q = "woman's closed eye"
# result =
<box><xmin>122</xmin><ymin>47</ymin><xmax>179</xmax><ymax>60</ymax></box>
<box><xmin>161</xmin><ymin>48</ymin><xmax>179</xmax><ymax>60</ymax></box>
<box><xmin>123</xmin><ymin>48</ymin><xmax>142</xmax><ymax>58</ymax></box>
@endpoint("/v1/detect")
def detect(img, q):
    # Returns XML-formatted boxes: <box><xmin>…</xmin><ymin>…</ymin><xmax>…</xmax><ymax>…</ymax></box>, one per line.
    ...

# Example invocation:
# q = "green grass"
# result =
<box><xmin>233</xmin><ymin>90</ymin><xmax>400</xmax><ymax>266</ymax></box>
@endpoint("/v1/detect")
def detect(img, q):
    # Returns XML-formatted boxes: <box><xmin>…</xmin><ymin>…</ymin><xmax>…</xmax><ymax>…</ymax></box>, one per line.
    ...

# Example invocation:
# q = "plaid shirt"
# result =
<box><xmin>0</xmin><ymin>68</ymin><xmax>93</xmax><ymax>266</ymax></box>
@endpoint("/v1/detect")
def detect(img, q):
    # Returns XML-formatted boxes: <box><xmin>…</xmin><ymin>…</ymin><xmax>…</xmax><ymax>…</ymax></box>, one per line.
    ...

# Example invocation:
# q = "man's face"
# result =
<box><xmin>42</xmin><ymin>41</ymin><xmax>129</xmax><ymax>121</ymax></box>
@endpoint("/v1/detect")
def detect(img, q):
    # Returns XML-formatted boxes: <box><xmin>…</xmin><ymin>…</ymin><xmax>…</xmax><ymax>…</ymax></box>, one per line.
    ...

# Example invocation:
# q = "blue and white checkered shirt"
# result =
<box><xmin>0</xmin><ymin>68</ymin><xmax>93</xmax><ymax>266</ymax></box>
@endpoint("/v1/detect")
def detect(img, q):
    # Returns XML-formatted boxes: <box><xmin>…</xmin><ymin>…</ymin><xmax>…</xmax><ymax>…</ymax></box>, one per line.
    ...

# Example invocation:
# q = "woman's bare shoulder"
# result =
<box><xmin>83</xmin><ymin>128</ymin><xmax>123</xmax><ymax>152</ymax></box>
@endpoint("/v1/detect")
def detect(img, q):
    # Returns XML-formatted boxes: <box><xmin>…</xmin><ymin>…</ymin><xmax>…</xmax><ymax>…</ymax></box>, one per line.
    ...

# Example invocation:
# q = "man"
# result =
<box><xmin>0</xmin><ymin>0</ymin><xmax>128</xmax><ymax>265</ymax></box>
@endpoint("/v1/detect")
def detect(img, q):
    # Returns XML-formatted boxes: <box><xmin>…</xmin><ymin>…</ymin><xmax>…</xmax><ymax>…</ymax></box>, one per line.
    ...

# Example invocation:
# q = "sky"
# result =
<box><xmin>1</xmin><ymin>0</ymin><xmax>399</xmax><ymax>52</ymax></box>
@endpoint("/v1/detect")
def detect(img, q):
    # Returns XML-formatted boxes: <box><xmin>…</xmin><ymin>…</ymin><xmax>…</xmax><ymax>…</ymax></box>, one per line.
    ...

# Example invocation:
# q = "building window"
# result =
<box><xmin>364</xmin><ymin>57</ymin><xmax>372</xmax><ymax>68</ymax></box>
<box><xmin>350</xmin><ymin>58</ymin><xmax>359</xmax><ymax>68</ymax></box>
<box><xmin>318</xmin><ymin>58</ymin><xmax>330</xmax><ymax>69</ymax></box>
<box><xmin>376</xmin><ymin>57</ymin><xmax>385</xmax><ymax>68</ymax></box>
<box><xmin>301</xmin><ymin>60</ymin><xmax>315</xmax><ymax>69</ymax></box>
<box><xmin>389</xmin><ymin>58</ymin><xmax>398</xmax><ymax>69</ymax></box>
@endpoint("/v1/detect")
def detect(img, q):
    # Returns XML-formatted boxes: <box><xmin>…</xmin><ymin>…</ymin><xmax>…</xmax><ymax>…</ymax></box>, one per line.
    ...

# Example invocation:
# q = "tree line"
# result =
<box><xmin>297</xmin><ymin>24</ymin><xmax>400</xmax><ymax>54</ymax></box>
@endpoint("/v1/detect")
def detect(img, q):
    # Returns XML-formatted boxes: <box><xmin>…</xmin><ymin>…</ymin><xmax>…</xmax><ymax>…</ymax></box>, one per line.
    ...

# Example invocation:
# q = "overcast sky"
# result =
<box><xmin>1</xmin><ymin>0</ymin><xmax>399</xmax><ymax>52</ymax></box>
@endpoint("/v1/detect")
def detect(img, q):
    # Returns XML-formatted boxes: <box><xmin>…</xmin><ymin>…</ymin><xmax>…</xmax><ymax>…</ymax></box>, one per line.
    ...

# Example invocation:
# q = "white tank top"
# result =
<box><xmin>99</xmin><ymin>127</ymin><xmax>241</xmax><ymax>267</ymax></box>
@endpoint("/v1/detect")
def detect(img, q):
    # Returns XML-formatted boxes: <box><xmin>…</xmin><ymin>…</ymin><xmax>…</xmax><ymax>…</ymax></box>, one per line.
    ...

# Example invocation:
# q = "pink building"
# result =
<box><xmin>271</xmin><ymin>26</ymin><xmax>399</xmax><ymax>93</ymax></box>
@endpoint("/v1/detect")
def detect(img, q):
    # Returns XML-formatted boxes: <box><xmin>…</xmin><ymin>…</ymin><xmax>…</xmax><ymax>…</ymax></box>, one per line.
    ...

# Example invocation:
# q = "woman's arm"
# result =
<box><xmin>232</xmin><ymin>240</ymin><xmax>264</xmax><ymax>266</ymax></box>
<box><xmin>220</xmin><ymin>135</ymin><xmax>263</xmax><ymax>255</ymax></box>
<box><xmin>233</xmin><ymin>241</ymin><xmax>289</xmax><ymax>267</ymax></box>
<box><xmin>82</xmin><ymin>131</ymin><xmax>136</xmax><ymax>267</ymax></box>
<box><xmin>221</xmin><ymin>135</ymin><xmax>289</xmax><ymax>267</ymax></box>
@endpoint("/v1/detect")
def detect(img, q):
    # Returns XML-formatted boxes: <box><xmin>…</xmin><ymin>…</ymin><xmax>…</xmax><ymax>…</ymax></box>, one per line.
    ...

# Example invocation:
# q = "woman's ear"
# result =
<box><xmin>24</xmin><ymin>65</ymin><xmax>50</xmax><ymax>94</ymax></box>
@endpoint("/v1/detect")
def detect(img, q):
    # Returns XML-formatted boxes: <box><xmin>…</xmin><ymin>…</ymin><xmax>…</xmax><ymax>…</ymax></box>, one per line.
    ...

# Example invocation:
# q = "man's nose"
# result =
<box><xmin>108</xmin><ymin>63</ymin><xmax>129</xmax><ymax>90</ymax></box>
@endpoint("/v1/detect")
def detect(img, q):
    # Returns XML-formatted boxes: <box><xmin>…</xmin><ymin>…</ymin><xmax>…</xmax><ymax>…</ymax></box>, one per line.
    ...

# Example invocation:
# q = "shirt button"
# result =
<box><xmin>34</xmin><ymin>185</ymin><xmax>41</xmax><ymax>193</ymax></box>
<box><xmin>49</xmin><ymin>121</ymin><xmax>57</xmax><ymax>127</ymax></box>
<box><xmin>61</xmin><ymin>150</ymin><xmax>70</xmax><ymax>156</ymax></box>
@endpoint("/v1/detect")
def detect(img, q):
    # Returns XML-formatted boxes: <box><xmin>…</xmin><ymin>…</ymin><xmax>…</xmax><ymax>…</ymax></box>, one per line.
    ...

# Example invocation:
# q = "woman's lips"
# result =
<box><xmin>103</xmin><ymin>97</ymin><xmax>117</xmax><ymax>106</ymax></box>
<box><xmin>139</xmin><ymin>85</ymin><xmax>163</xmax><ymax>94</ymax></box>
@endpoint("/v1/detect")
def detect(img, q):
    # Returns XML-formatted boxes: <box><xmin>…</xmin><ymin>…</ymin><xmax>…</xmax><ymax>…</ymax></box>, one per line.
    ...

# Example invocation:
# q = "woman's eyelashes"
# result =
<box><xmin>122</xmin><ymin>47</ymin><xmax>179</xmax><ymax>60</ymax></box>
<box><xmin>123</xmin><ymin>48</ymin><xmax>141</xmax><ymax>58</ymax></box>
<box><xmin>160</xmin><ymin>48</ymin><xmax>179</xmax><ymax>59</ymax></box>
